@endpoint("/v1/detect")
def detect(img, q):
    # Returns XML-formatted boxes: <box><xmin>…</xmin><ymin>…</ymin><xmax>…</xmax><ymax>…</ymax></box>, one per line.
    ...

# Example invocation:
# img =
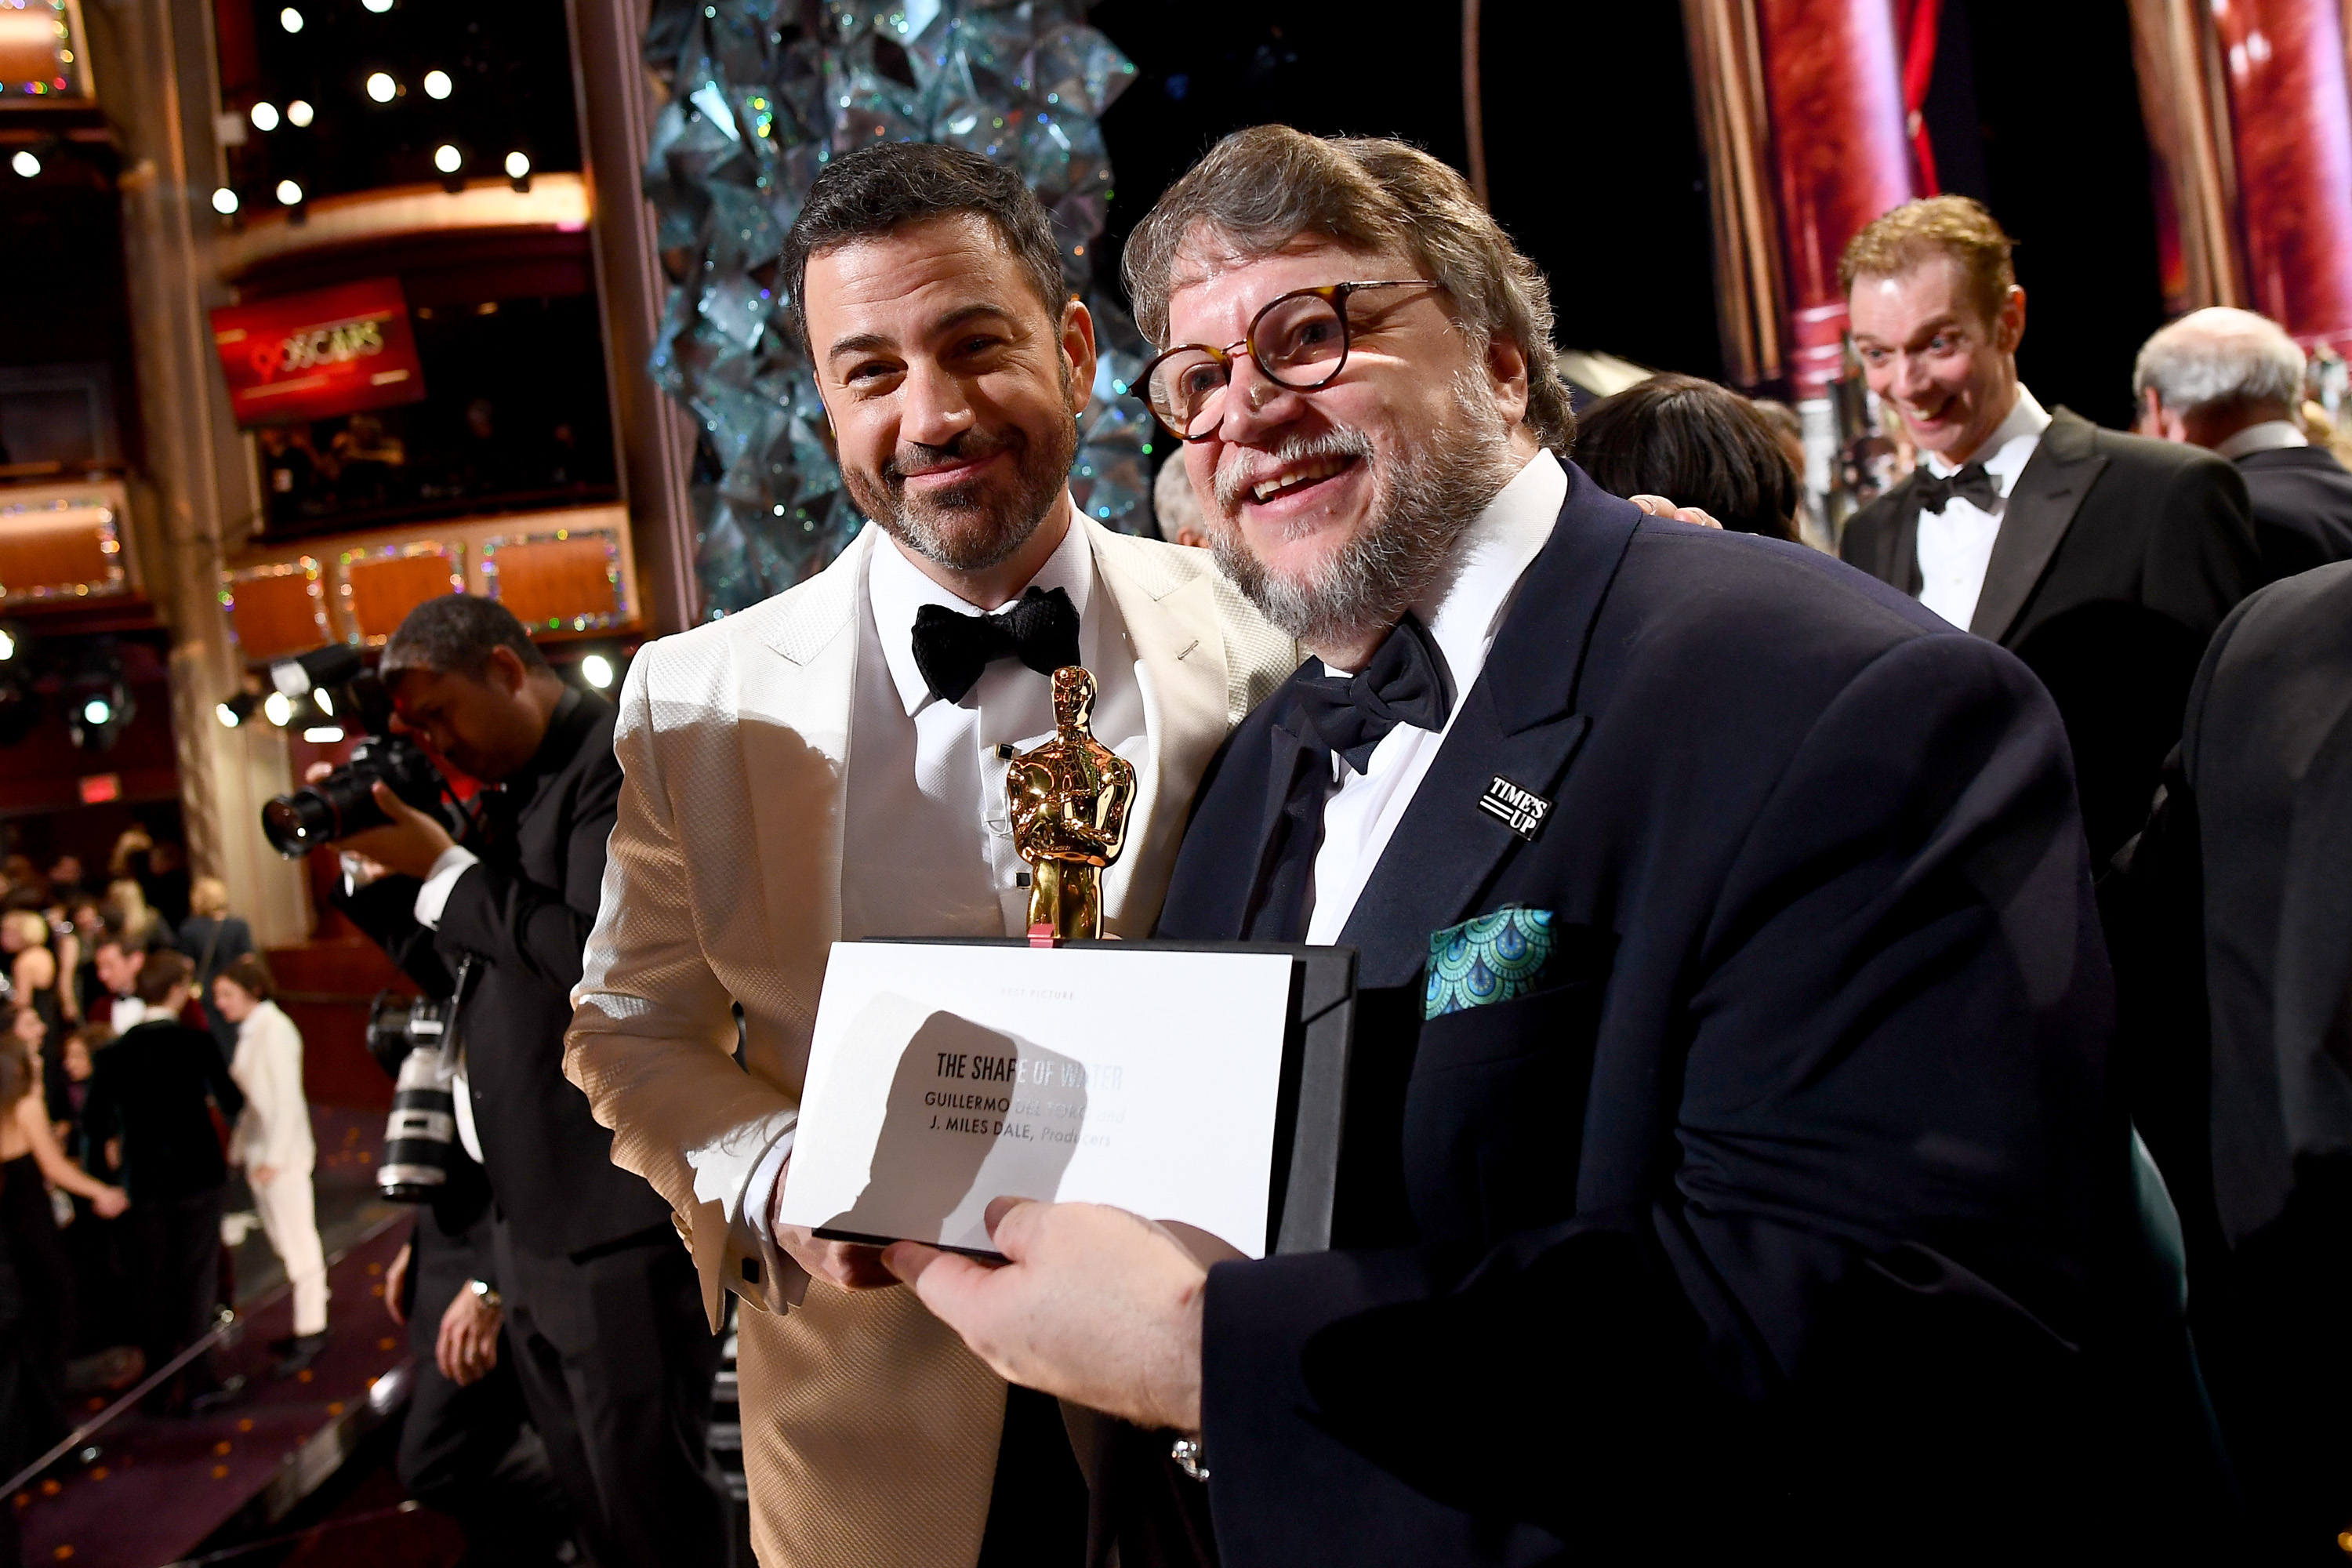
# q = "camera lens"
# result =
<box><xmin>260</xmin><ymin>789</ymin><xmax>337</xmax><ymax>856</ymax></box>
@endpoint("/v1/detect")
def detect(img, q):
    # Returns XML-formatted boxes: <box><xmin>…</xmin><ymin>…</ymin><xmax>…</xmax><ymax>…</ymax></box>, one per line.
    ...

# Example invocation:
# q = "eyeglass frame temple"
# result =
<box><xmin>1138</xmin><ymin>280</ymin><xmax>1432</xmax><ymax>443</ymax></box>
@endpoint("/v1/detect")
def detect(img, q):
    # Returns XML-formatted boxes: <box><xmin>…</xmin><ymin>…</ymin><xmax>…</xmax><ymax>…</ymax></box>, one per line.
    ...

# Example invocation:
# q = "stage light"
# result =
<box><xmin>212</xmin><ymin>187</ymin><xmax>239</xmax><ymax>214</ymax></box>
<box><xmin>505</xmin><ymin>151</ymin><xmax>530</xmax><ymax>180</ymax></box>
<box><xmin>313</xmin><ymin>688</ymin><xmax>335</xmax><ymax>717</ymax></box>
<box><xmin>362</xmin><ymin>0</ymin><xmax>391</xmax><ymax>10</ymax></box>
<box><xmin>278</xmin><ymin>6</ymin><xmax>303</xmax><ymax>31</ymax></box>
<box><xmin>263</xmin><ymin>690</ymin><xmax>296</xmax><ymax>728</ymax></box>
<box><xmin>580</xmin><ymin>653</ymin><xmax>614</xmax><ymax>691</ymax></box>
<box><xmin>366</xmin><ymin>71</ymin><xmax>397</xmax><ymax>103</ymax></box>
<box><xmin>67</xmin><ymin>674</ymin><xmax>132</xmax><ymax>753</ymax></box>
<box><xmin>216</xmin><ymin>692</ymin><xmax>260</xmax><ymax>729</ymax></box>
<box><xmin>287</xmin><ymin>100</ymin><xmax>314</xmax><ymax>127</ymax></box>
<box><xmin>303</xmin><ymin>726</ymin><xmax>343</xmax><ymax>744</ymax></box>
<box><xmin>250</xmin><ymin>101</ymin><xmax>280</xmax><ymax>132</ymax></box>
<box><xmin>276</xmin><ymin>178</ymin><xmax>303</xmax><ymax>205</ymax></box>
<box><xmin>10</xmin><ymin>151</ymin><xmax>38</xmax><ymax>179</ymax></box>
<box><xmin>423</xmin><ymin>69</ymin><xmax>452</xmax><ymax>100</ymax></box>
<box><xmin>434</xmin><ymin>143</ymin><xmax>461</xmax><ymax>173</ymax></box>
<box><xmin>0</xmin><ymin>628</ymin><xmax>17</xmax><ymax>662</ymax></box>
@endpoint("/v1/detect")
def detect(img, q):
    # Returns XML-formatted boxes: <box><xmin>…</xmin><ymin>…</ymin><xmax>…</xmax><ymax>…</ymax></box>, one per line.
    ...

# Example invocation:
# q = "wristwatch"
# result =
<box><xmin>1170</xmin><ymin>1435</ymin><xmax>1209</xmax><ymax>1482</ymax></box>
<box><xmin>467</xmin><ymin>1278</ymin><xmax>503</xmax><ymax>1311</ymax></box>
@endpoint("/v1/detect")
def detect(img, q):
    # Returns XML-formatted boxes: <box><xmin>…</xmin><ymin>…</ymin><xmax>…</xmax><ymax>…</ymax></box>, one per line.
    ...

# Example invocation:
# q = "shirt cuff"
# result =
<box><xmin>733</xmin><ymin>1124</ymin><xmax>797</xmax><ymax>1307</ymax></box>
<box><xmin>412</xmin><ymin>846</ymin><xmax>480</xmax><ymax>931</ymax></box>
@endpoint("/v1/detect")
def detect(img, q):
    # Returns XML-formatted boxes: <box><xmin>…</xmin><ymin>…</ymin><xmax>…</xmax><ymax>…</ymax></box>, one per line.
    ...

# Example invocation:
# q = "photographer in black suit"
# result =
<box><xmin>1838</xmin><ymin>197</ymin><xmax>2261</xmax><ymax>866</ymax></box>
<box><xmin>326</xmin><ymin>596</ymin><xmax>726</xmax><ymax>1568</ymax></box>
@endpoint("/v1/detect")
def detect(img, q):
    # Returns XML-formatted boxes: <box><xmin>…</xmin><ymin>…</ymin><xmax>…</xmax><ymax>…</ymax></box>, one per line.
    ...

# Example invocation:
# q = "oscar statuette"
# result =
<box><xmin>1007</xmin><ymin>666</ymin><xmax>1137</xmax><ymax>942</ymax></box>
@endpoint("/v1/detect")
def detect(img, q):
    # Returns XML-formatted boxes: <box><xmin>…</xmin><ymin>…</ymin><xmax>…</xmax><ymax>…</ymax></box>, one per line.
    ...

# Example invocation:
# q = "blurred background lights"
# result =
<box><xmin>211</xmin><ymin>187</ymin><xmax>238</xmax><ymax>214</ymax></box>
<box><xmin>433</xmin><ymin>143</ymin><xmax>461</xmax><ymax>173</ymax></box>
<box><xmin>249</xmin><ymin>100</ymin><xmax>280</xmax><ymax>131</ymax></box>
<box><xmin>0</xmin><ymin>630</ymin><xmax>17</xmax><ymax>662</ymax></box>
<box><xmin>82</xmin><ymin>697</ymin><xmax>111</xmax><ymax>727</ymax></box>
<box><xmin>504</xmin><ymin>150</ymin><xmax>530</xmax><ymax>179</ymax></box>
<box><xmin>361</xmin><ymin>0</ymin><xmax>391</xmax><ymax>9</ymax></box>
<box><xmin>286</xmin><ymin>99</ymin><xmax>314</xmax><ymax>127</ymax></box>
<box><xmin>579</xmin><ymin>653</ymin><xmax>614</xmax><ymax>691</ymax></box>
<box><xmin>423</xmin><ymin>69</ymin><xmax>452</xmax><ymax>100</ymax></box>
<box><xmin>365</xmin><ymin>71</ymin><xmax>396</xmax><ymax>102</ymax></box>
<box><xmin>278</xmin><ymin>6</ymin><xmax>302</xmax><ymax>31</ymax></box>
<box><xmin>262</xmin><ymin>691</ymin><xmax>295</xmax><ymax>728</ymax></box>
<box><xmin>9</xmin><ymin>151</ymin><xmax>37</xmax><ymax>179</ymax></box>
<box><xmin>275</xmin><ymin>178</ymin><xmax>303</xmax><ymax>205</ymax></box>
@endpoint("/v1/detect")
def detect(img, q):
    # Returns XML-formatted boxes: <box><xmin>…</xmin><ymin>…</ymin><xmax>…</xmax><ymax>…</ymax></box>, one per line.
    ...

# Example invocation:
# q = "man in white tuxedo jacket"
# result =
<box><xmin>566</xmin><ymin>143</ymin><xmax>1293</xmax><ymax>1567</ymax></box>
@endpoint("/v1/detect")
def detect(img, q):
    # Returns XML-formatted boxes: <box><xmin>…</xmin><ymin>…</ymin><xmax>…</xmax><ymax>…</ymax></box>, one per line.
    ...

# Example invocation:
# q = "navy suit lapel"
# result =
<box><xmin>1970</xmin><ymin>408</ymin><xmax>2105</xmax><ymax>644</ymax></box>
<box><xmin>1336</xmin><ymin>465</ymin><xmax>1639</xmax><ymax>989</ymax></box>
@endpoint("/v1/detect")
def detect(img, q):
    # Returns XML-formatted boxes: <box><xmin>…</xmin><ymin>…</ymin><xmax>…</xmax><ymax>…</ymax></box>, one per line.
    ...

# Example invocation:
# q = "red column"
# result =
<box><xmin>1753</xmin><ymin>0</ymin><xmax>1918</xmax><ymax>394</ymax></box>
<box><xmin>2211</xmin><ymin>0</ymin><xmax>2352</xmax><ymax>351</ymax></box>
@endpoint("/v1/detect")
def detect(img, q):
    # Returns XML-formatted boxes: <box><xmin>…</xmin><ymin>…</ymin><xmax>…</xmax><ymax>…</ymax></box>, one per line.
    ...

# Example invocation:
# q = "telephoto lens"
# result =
<box><xmin>373</xmin><ymin>990</ymin><xmax>462</xmax><ymax>1201</ymax></box>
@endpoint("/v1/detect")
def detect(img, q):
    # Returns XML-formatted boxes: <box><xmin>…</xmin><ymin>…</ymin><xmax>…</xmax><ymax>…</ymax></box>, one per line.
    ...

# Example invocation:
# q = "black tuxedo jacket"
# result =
<box><xmin>2235</xmin><ymin>443</ymin><xmax>2352</xmax><ymax>584</ymax></box>
<box><xmin>342</xmin><ymin>688</ymin><xmax>670</xmax><ymax>1260</ymax></box>
<box><xmin>2103</xmin><ymin>561</ymin><xmax>2352</xmax><ymax>1548</ymax></box>
<box><xmin>1842</xmin><ymin>408</ymin><xmax>2259</xmax><ymax>866</ymax></box>
<box><xmin>82</xmin><ymin>1018</ymin><xmax>243</xmax><ymax>1203</ymax></box>
<box><xmin>1159</xmin><ymin>464</ymin><xmax>2207</xmax><ymax>1563</ymax></box>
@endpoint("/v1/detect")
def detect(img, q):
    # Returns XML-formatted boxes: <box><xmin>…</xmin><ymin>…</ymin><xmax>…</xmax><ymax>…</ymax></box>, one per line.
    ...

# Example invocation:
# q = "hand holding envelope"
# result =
<box><xmin>884</xmin><ymin>1196</ymin><xmax>1232</xmax><ymax>1434</ymax></box>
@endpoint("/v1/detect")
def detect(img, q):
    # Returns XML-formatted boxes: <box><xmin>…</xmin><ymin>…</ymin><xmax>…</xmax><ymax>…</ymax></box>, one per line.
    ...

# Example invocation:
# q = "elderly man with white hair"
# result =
<box><xmin>2136</xmin><ymin>306</ymin><xmax>2352</xmax><ymax>581</ymax></box>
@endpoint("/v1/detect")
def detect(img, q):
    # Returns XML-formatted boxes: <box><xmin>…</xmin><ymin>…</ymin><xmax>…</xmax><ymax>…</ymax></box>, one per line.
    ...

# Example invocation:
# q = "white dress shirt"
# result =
<box><xmin>2214</xmin><ymin>419</ymin><xmax>2309</xmax><ymax>459</ymax></box>
<box><xmin>1302</xmin><ymin>448</ymin><xmax>1566</xmax><ymax>944</ymax></box>
<box><xmin>739</xmin><ymin>509</ymin><xmax>1149</xmax><ymax>1272</ymax></box>
<box><xmin>1914</xmin><ymin>385</ymin><xmax>2050</xmax><ymax>632</ymax></box>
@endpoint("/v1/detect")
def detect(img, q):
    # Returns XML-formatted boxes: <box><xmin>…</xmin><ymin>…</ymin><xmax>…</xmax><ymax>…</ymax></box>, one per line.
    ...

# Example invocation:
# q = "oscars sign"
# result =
<box><xmin>210</xmin><ymin>278</ymin><xmax>430</xmax><ymax>428</ymax></box>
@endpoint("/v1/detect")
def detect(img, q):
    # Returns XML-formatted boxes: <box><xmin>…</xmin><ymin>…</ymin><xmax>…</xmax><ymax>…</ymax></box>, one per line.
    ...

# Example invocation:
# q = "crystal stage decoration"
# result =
<box><xmin>641</xmin><ymin>1</ymin><xmax>1152</xmax><ymax>616</ymax></box>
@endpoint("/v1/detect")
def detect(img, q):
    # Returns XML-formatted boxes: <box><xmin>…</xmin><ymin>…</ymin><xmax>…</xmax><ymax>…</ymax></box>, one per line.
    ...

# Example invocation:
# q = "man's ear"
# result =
<box><xmin>1997</xmin><ymin>285</ymin><xmax>2027</xmax><ymax>354</ymax></box>
<box><xmin>1062</xmin><ymin>297</ymin><xmax>1099</xmax><ymax>419</ymax></box>
<box><xmin>1485</xmin><ymin>333</ymin><xmax>1531</xmax><ymax>428</ymax></box>
<box><xmin>487</xmin><ymin>645</ymin><xmax>530</xmax><ymax>697</ymax></box>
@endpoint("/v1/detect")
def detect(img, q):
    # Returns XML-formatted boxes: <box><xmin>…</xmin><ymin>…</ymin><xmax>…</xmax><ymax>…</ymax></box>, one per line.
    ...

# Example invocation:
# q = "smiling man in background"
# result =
<box><xmin>1837</xmin><ymin>195</ymin><xmax>2259</xmax><ymax>866</ymax></box>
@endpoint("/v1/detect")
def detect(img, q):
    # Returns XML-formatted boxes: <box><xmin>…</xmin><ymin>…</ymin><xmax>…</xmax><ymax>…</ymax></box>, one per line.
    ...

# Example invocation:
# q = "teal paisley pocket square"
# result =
<box><xmin>1425</xmin><ymin>907</ymin><xmax>1557</xmax><ymax>1021</ymax></box>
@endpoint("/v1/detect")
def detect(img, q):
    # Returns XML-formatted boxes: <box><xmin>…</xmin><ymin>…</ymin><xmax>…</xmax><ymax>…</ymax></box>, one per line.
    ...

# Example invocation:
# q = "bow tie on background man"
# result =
<box><xmin>1913</xmin><ymin>460</ymin><xmax>2004</xmax><ymax>516</ymax></box>
<box><xmin>910</xmin><ymin>585</ymin><xmax>1083</xmax><ymax>705</ymax></box>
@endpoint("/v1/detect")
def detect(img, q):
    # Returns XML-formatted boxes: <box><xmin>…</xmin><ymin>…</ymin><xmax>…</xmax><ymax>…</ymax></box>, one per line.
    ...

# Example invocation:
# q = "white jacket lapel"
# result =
<box><xmin>733</xmin><ymin>526</ymin><xmax>871</xmax><ymax>1034</ymax></box>
<box><xmin>1089</xmin><ymin>522</ymin><xmax>1232</xmax><ymax>934</ymax></box>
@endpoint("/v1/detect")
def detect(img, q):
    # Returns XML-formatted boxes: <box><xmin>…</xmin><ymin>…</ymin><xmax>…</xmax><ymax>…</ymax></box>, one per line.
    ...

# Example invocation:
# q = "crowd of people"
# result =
<box><xmin>0</xmin><ymin>835</ymin><xmax>325</xmax><ymax>1496</ymax></box>
<box><xmin>15</xmin><ymin>121</ymin><xmax>2352</xmax><ymax>1568</ymax></box>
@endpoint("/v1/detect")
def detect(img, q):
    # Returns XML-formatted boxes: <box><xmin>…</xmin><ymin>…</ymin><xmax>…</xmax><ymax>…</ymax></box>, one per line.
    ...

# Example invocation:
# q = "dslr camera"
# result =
<box><xmin>260</xmin><ymin>644</ymin><xmax>447</xmax><ymax>858</ymax></box>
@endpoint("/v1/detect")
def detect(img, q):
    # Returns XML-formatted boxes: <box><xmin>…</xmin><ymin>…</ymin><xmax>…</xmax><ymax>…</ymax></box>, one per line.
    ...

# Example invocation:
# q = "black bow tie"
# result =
<box><xmin>910</xmin><ymin>586</ymin><xmax>1082</xmax><ymax>705</ymax></box>
<box><xmin>1914</xmin><ymin>461</ymin><xmax>2003</xmax><ymax>516</ymax></box>
<box><xmin>1291</xmin><ymin>612</ymin><xmax>1452</xmax><ymax>772</ymax></box>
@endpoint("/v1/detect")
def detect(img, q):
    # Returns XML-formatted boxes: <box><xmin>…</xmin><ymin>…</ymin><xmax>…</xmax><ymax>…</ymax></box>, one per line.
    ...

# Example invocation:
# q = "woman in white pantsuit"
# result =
<box><xmin>212</xmin><ymin>954</ymin><xmax>328</xmax><ymax>1375</ymax></box>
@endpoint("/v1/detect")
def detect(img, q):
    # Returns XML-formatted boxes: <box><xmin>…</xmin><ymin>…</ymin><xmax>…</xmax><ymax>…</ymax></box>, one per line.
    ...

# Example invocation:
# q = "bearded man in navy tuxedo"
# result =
<box><xmin>884</xmin><ymin>127</ymin><xmax>2225</xmax><ymax>1563</ymax></box>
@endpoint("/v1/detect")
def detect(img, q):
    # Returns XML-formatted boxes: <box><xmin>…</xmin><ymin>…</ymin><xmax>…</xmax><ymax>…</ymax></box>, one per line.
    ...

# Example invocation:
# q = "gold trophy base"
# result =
<box><xmin>1025</xmin><ymin>859</ymin><xmax>1103</xmax><ymax>946</ymax></box>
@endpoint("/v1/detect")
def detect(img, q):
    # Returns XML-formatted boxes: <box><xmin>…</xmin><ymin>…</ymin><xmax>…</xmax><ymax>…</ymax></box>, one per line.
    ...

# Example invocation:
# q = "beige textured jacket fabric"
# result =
<box><xmin>566</xmin><ymin>518</ymin><xmax>1294</xmax><ymax>1568</ymax></box>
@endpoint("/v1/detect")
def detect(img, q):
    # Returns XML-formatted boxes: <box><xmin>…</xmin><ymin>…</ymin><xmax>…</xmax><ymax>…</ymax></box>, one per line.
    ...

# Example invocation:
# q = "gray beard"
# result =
<box><xmin>1208</xmin><ymin>372</ymin><xmax>1517</xmax><ymax>652</ymax></box>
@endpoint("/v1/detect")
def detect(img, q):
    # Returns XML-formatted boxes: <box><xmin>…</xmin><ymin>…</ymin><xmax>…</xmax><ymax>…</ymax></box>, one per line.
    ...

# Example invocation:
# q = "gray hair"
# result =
<box><xmin>1152</xmin><ymin>456</ymin><xmax>1203</xmax><ymax>541</ymax></box>
<box><xmin>1121</xmin><ymin>126</ymin><xmax>1574</xmax><ymax>455</ymax></box>
<box><xmin>2133</xmin><ymin>307</ymin><xmax>2306</xmax><ymax>416</ymax></box>
<box><xmin>381</xmin><ymin>594</ymin><xmax>550</xmax><ymax>682</ymax></box>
